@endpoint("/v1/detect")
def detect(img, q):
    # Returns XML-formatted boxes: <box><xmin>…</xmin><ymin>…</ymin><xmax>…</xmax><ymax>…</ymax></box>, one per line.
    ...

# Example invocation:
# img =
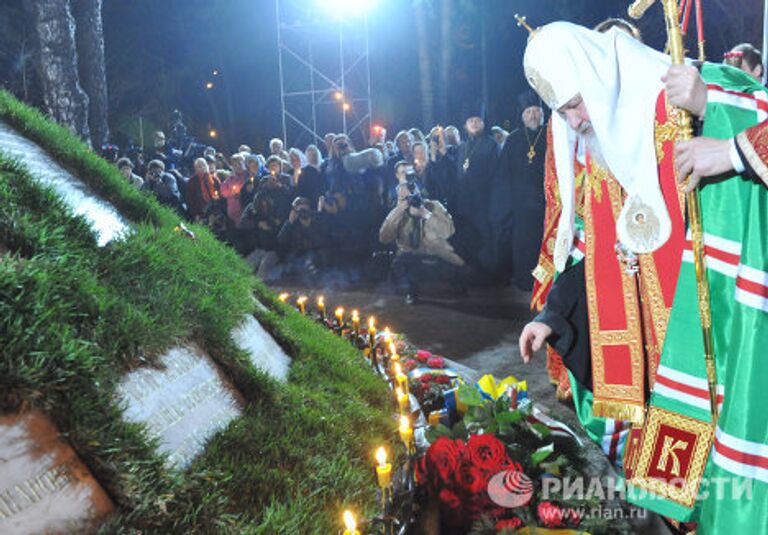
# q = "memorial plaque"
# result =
<box><xmin>116</xmin><ymin>344</ymin><xmax>243</xmax><ymax>469</ymax></box>
<box><xmin>0</xmin><ymin>122</ymin><xmax>130</xmax><ymax>246</ymax></box>
<box><xmin>231</xmin><ymin>315</ymin><xmax>292</xmax><ymax>382</ymax></box>
<box><xmin>0</xmin><ymin>411</ymin><xmax>114</xmax><ymax>534</ymax></box>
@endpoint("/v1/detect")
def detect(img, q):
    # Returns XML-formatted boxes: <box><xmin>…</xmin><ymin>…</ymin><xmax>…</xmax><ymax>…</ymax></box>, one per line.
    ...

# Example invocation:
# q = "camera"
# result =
<box><xmin>404</xmin><ymin>165</ymin><xmax>417</xmax><ymax>184</ymax></box>
<box><xmin>408</xmin><ymin>191</ymin><xmax>424</xmax><ymax>209</ymax></box>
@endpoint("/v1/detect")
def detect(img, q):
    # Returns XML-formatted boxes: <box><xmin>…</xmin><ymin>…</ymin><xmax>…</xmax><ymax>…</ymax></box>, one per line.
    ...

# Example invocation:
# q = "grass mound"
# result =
<box><xmin>0</xmin><ymin>92</ymin><xmax>393</xmax><ymax>533</ymax></box>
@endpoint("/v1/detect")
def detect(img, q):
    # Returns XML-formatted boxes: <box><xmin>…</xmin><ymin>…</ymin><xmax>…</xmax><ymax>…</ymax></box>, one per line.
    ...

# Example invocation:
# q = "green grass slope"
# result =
<box><xmin>0</xmin><ymin>91</ymin><xmax>393</xmax><ymax>533</ymax></box>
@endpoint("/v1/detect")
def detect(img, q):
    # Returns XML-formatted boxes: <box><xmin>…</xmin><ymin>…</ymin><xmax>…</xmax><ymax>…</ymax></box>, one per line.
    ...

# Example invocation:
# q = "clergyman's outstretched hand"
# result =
<box><xmin>519</xmin><ymin>321</ymin><xmax>553</xmax><ymax>363</ymax></box>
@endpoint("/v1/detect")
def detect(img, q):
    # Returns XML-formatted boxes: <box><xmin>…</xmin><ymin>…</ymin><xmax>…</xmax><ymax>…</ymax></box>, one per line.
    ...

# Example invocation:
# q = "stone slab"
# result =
<box><xmin>116</xmin><ymin>344</ymin><xmax>243</xmax><ymax>469</ymax></box>
<box><xmin>0</xmin><ymin>121</ymin><xmax>129</xmax><ymax>246</ymax></box>
<box><xmin>0</xmin><ymin>410</ymin><xmax>114</xmax><ymax>534</ymax></box>
<box><xmin>231</xmin><ymin>315</ymin><xmax>291</xmax><ymax>382</ymax></box>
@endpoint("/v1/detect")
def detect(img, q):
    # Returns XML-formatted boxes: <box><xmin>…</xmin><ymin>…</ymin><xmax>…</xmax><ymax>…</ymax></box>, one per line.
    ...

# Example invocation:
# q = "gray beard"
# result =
<box><xmin>582</xmin><ymin>130</ymin><xmax>608</xmax><ymax>171</ymax></box>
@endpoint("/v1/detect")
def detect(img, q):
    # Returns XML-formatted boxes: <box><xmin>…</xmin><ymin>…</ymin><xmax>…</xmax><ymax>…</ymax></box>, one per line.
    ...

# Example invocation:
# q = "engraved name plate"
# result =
<box><xmin>0</xmin><ymin>121</ymin><xmax>130</xmax><ymax>246</ymax></box>
<box><xmin>116</xmin><ymin>344</ymin><xmax>243</xmax><ymax>469</ymax></box>
<box><xmin>0</xmin><ymin>411</ymin><xmax>114</xmax><ymax>534</ymax></box>
<box><xmin>231</xmin><ymin>315</ymin><xmax>291</xmax><ymax>382</ymax></box>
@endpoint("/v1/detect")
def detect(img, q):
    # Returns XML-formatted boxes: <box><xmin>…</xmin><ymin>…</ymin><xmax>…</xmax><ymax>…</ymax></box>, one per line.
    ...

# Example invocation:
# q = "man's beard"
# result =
<box><xmin>581</xmin><ymin>127</ymin><xmax>608</xmax><ymax>170</ymax></box>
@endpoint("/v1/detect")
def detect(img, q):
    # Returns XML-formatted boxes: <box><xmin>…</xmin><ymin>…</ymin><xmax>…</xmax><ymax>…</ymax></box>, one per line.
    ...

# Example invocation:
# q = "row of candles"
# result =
<box><xmin>277</xmin><ymin>292</ymin><xmax>417</xmax><ymax>534</ymax></box>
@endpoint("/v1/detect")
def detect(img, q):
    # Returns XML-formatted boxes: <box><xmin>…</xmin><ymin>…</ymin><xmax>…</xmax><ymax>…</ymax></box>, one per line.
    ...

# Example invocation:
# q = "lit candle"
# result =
<box><xmin>396</xmin><ymin>386</ymin><xmax>409</xmax><ymax>414</ymax></box>
<box><xmin>367</xmin><ymin>317</ymin><xmax>376</xmax><ymax>348</ymax></box>
<box><xmin>335</xmin><ymin>307</ymin><xmax>345</xmax><ymax>325</ymax></box>
<box><xmin>399</xmin><ymin>415</ymin><xmax>414</xmax><ymax>453</ymax></box>
<box><xmin>351</xmin><ymin>309</ymin><xmax>360</xmax><ymax>334</ymax></box>
<box><xmin>278</xmin><ymin>292</ymin><xmax>289</xmax><ymax>303</ymax></box>
<box><xmin>296</xmin><ymin>295</ymin><xmax>307</xmax><ymax>315</ymax></box>
<box><xmin>317</xmin><ymin>296</ymin><xmax>325</xmax><ymax>320</ymax></box>
<box><xmin>342</xmin><ymin>510</ymin><xmax>360</xmax><ymax>535</ymax></box>
<box><xmin>375</xmin><ymin>447</ymin><xmax>392</xmax><ymax>489</ymax></box>
<box><xmin>394</xmin><ymin>362</ymin><xmax>409</xmax><ymax>396</ymax></box>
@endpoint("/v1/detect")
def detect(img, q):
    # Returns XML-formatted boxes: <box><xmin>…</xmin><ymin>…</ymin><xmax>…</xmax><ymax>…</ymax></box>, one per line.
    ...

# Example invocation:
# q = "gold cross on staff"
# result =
<box><xmin>514</xmin><ymin>14</ymin><xmax>538</xmax><ymax>38</ymax></box>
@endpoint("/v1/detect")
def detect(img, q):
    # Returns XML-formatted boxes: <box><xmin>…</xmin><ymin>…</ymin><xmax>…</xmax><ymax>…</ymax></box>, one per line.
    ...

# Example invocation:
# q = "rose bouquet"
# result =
<box><xmin>414</xmin><ymin>383</ymin><xmax>625</xmax><ymax>534</ymax></box>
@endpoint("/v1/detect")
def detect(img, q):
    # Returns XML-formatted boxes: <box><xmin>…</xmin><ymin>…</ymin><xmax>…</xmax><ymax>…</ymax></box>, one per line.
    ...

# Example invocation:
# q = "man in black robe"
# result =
<box><xmin>489</xmin><ymin>91</ymin><xmax>547</xmax><ymax>290</ymax></box>
<box><xmin>452</xmin><ymin>110</ymin><xmax>499</xmax><ymax>274</ymax></box>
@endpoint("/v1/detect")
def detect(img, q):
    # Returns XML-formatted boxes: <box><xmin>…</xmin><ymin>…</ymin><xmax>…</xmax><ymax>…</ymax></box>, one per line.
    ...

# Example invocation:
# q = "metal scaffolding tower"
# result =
<box><xmin>275</xmin><ymin>0</ymin><xmax>373</xmax><ymax>150</ymax></box>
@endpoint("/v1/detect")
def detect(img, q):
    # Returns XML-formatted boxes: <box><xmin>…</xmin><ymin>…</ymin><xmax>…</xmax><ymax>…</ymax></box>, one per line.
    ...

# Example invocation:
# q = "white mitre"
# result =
<box><xmin>523</xmin><ymin>21</ymin><xmax>673</xmax><ymax>271</ymax></box>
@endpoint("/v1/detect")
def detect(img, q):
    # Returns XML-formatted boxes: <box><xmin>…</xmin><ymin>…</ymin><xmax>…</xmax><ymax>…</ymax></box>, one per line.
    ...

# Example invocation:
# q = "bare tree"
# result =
<box><xmin>24</xmin><ymin>0</ymin><xmax>91</xmax><ymax>143</ymax></box>
<box><xmin>72</xmin><ymin>0</ymin><xmax>109</xmax><ymax>147</ymax></box>
<box><xmin>414</xmin><ymin>0</ymin><xmax>435</xmax><ymax>128</ymax></box>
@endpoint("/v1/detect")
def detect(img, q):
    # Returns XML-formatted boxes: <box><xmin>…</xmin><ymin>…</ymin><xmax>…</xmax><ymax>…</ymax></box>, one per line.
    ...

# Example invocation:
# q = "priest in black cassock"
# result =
<box><xmin>489</xmin><ymin>91</ymin><xmax>547</xmax><ymax>290</ymax></box>
<box><xmin>452</xmin><ymin>105</ymin><xmax>500</xmax><ymax>275</ymax></box>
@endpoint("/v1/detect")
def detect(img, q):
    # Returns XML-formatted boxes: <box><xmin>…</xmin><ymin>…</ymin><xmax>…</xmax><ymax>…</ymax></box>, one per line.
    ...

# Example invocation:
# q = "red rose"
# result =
<box><xmin>495</xmin><ymin>517</ymin><xmax>524</xmax><ymax>532</ymax></box>
<box><xmin>427</xmin><ymin>356</ymin><xmax>445</xmax><ymax>369</ymax></box>
<box><xmin>402</xmin><ymin>360</ymin><xmax>418</xmax><ymax>372</ymax></box>
<box><xmin>420</xmin><ymin>374</ymin><xmax>433</xmax><ymax>383</ymax></box>
<box><xmin>427</xmin><ymin>437</ymin><xmax>464</xmax><ymax>485</ymax></box>
<box><xmin>438</xmin><ymin>488</ymin><xmax>462</xmax><ymax>510</ymax></box>
<box><xmin>537</xmin><ymin>501</ymin><xmax>564</xmax><ymax>528</ymax></box>
<box><xmin>435</xmin><ymin>375</ymin><xmax>451</xmax><ymax>385</ymax></box>
<box><xmin>466</xmin><ymin>434</ymin><xmax>512</xmax><ymax>473</ymax></box>
<box><xmin>457</xmin><ymin>460</ymin><xmax>489</xmax><ymax>494</ymax></box>
<box><xmin>416</xmin><ymin>350</ymin><xmax>432</xmax><ymax>362</ymax></box>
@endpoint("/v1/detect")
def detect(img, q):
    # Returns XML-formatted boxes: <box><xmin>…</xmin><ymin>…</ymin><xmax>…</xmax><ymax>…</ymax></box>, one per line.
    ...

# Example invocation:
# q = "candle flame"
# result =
<box><xmin>335</xmin><ymin>307</ymin><xmax>344</xmax><ymax>317</ymax></box>
<box><xmin>278</xmin><ymin>293</ymin><xmax>289</xmax><ymax>302</ymax></box>
<box><xmin>368</xmin><ymin>316</ymin><xmax>376</xmax><ymax>329</ymax></box>
<box><xmin>317</xmin><ymin>296</ymin><xmax>324</xmax><ymax>306</ymax></box>
<box><xmin>343</xmin><ymin>510</ymin><xmax>356</xmax><ymax>531</ymax></box>
<box><xmin>375</xmin><ymin>446</ymin><xmax>387</xmax><ymax>466</ymax></box>
<box><xmin>352</xmin><ymin>309</ymin><xmax>360</xmax><ymax>321</ymax></box>
<box><xmin>296</xmin><ymin>296</ymin><xmax>307</xmax><ymax>305</ymax></box>
<box><xmin>399</xmin><ymin>415</ymin><xmax>410</xmax><ymax>432</ymax></box>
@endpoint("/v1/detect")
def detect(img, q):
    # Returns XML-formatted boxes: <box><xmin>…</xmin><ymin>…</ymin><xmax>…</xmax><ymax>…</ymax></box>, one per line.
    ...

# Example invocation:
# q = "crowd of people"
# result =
<box><xmin>107</xmin><ymin>27</ymin><xmax>764</xmax><ymax>306</ymax></box>
<box><xmin>111</xmin><ymin>107</ymin><xmax>548</xmax><ymax>303</ymax></box>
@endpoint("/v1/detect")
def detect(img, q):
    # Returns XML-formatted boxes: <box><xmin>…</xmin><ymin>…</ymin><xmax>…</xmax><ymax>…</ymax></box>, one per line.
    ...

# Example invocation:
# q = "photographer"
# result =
<box><xmin>379</xmin><ymin>182</ymin><xmax>465</xmax><ymax>304</ymax></box>
<box><xmin>388</xmin><ymin>160</ymin><xmax>424</xmax><ymax>209</ymax></box>
<box><xmin>141</xmin><ymin>159</ymin><xmax>185</xmax><ymax>215</ymax></box>
<box><xmin>269</xmin><ymin>196</ymin><xmax>331</xmax><ymax>284</ymax></box>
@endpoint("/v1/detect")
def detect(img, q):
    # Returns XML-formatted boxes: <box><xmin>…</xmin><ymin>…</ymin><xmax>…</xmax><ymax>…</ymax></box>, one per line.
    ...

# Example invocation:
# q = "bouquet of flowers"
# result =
<box><xmin>414</xmin><ymin>380</ymin><xmax>625</xmax><ymax>534</ymax></box>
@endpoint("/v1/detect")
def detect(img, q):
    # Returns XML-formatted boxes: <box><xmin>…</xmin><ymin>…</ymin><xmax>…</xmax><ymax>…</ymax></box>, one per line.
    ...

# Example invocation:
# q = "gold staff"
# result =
<box><xmin>629</xmin><ymin>0</ymin><xmax>718</xmax><ymax>422</ymax></box>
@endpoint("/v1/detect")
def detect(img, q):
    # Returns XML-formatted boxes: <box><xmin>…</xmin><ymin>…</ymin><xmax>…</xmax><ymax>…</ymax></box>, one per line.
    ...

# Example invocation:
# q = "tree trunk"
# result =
<box><xmin>438</xmin><ymin>0</ymin><xmax>452</xmax><ymax>123</ymax></box>
<box><xmin>71</xmin><ymin>0</ymin><xmax>109</xmax><ymax>147</ymax></box>
<box><xmin>414</xmin><ymin>0</ymin><xmax>434</xmax><ymax>128</ymax></box>
<box><xmin>24</xmin><ymin>0</ymin><xmax>91</xmax><ymax>144</ymax></box>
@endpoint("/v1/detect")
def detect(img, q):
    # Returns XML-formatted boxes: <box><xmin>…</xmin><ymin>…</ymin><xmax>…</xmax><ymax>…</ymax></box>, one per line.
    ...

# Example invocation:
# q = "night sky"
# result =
<box><xmin>98</xmin><ymin>0</ymin><xmax>764</xmax><ymax>153</ymax></box>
